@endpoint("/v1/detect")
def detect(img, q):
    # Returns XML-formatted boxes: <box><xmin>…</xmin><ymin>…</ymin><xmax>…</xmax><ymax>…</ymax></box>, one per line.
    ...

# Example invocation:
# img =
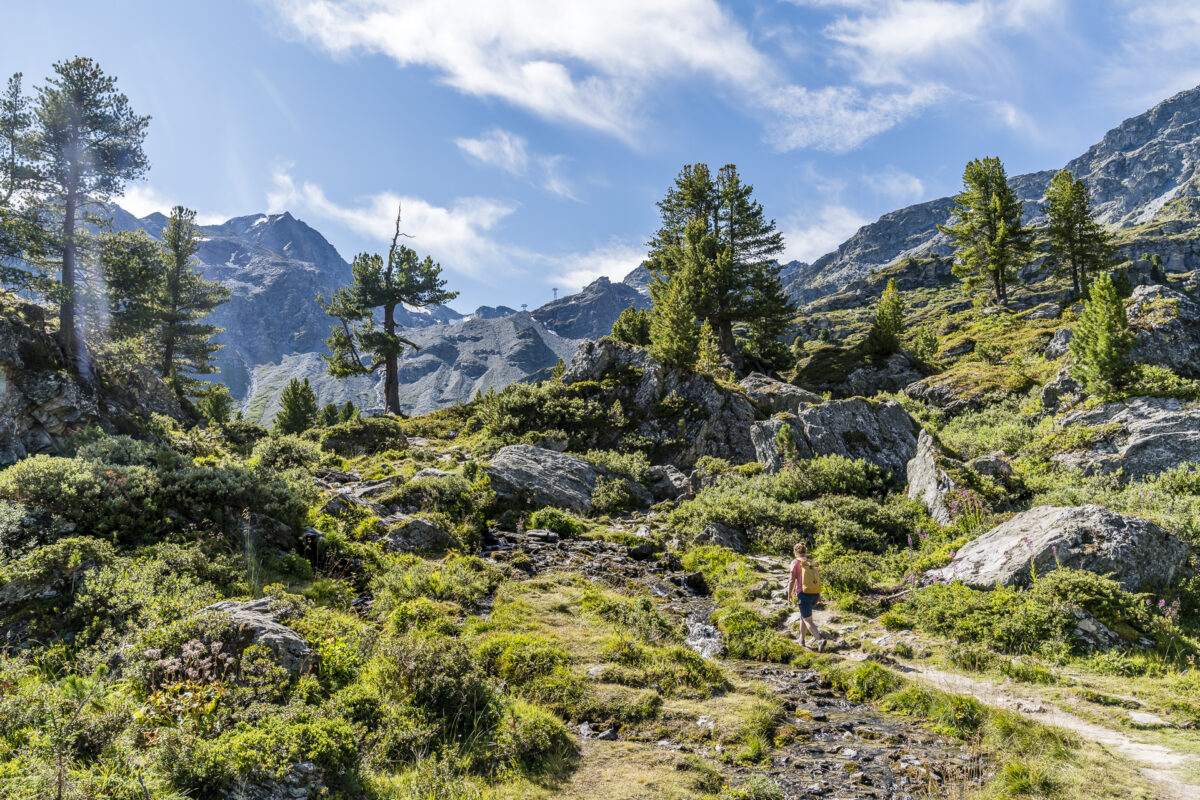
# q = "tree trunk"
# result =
<box><xmin>59</xmin><ymin>191</ymin><xmax>78</xmax><ymax>372</ymax></box>
<box><xmin>383</xmin><ymin>303</ymin><xmax>401</xmax><ymax>415</ymax></box>
<box><xmin>992</xmin><ymin>268</ymin><xmax>1004</xmax><ymax>305</ymax></box>
<box><xmin>716</xmin><ymin>318</ymin><xmax>742</xmax><ymax>371</ymax></box>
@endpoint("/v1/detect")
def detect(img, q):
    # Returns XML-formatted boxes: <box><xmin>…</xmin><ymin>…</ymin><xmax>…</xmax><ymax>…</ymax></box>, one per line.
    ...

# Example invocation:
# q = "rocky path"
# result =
<box><xmin>745</xmin><ymin>556</ymin><xmax>1200</xmax><ymax>800</ymax></box>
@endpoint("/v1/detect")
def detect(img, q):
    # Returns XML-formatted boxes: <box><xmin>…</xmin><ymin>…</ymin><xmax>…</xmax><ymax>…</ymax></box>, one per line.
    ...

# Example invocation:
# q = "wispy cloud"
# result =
<box><xmin>116</xmin><ymin>184</ymin><xmax>228</xmax><ymax>226</ymax></box>
<box><xmin>864</xmin><ymin>166</ymin><xmax>925</xmax><ymax>203</ymax></box>
<box><xmin>454</xmin><ymin>128</ymin><xmax>576</xmax><ymax>199</ymax></box>
<box><xmin>782</xmin><ymin>204</ymin><xmax>869</xmax><ymax>264</ymax></box>
<box><xmin>541</xmin><ymin>241</ymin><xmax>645</xmax><ymax>291</ymax></box>
<box><xmin>764</xmin><ymin>83</ymin><xmax>945</xmax><ymax>153</ymax></box>
<box><xmin>1100</xmin><ymin>1</ymin><xmax>1200</xmax><ymax>110</ymax></box>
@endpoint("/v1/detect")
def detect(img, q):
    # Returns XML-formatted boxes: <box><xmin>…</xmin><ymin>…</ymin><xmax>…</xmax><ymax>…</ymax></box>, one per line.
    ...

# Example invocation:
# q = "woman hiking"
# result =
<box><xmin>787</xmin><ymin>542</ymin><xmax>825</xmax><ymax>651</ymax></box>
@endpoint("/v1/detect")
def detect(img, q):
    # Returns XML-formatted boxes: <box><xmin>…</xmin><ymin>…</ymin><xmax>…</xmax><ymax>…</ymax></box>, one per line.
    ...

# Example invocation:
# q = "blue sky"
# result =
<box><xmin>3</xmin><ymin>0</ymin><xmax>1200</xmax><ymax>311</ymax></box>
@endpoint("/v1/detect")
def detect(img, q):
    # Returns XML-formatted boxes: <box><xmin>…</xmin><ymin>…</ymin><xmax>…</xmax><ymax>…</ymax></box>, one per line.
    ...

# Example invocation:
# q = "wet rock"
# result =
<box><xmin>905</xmin><ymin>430</ymin><xmax>956</xmax><ymax>525</ymax></box>
<box><xmin>926</xmin><ymin>505</ymin><xmax>1188</xmax><ymax>591</ymax></box>
<box><xmin>1052</xmin><ymin>396</ymin><xmax>1200</xmax><ymax>480</ymax></box>
<box><xmin>486</xmin><ymin>444</ymin><xmax>652</xmax><ymax>513</ymax></box>
<box><xmin>684</xmin><ymin>572</ymin><xmax>710</xmax><ymax>595</ymax></box>
<box><xmin>739</xmin><ymin>372</ymin><xmax>822</xmax><ymax>415</ymax></box>
<box><xmin>203</xmin><ymin>597</ymin><xmax>318</xmax><ymax>676</ymax></box>
<box><xmin>378</xmin><ymin>514</ymin><xmax>452</xmax><ymax>554</ymax></box>
<box><xmin>627</xmin><ymin>542</ymin><xmax>656</xmax><ymax>560</ymax></box>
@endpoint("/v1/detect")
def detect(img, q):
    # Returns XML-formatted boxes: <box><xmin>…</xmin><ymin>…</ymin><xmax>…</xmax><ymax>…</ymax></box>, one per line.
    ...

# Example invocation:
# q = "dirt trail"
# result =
<box><xmin>752</xmin><ymin>557</ymin><xmax>1200</xmax><ymax>800</ymax></box>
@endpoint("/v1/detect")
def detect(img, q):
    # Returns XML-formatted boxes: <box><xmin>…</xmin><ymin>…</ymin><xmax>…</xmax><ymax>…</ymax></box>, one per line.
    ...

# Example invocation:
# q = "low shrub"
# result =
<box><xmin>251</xmin><ymin>434</ymin><xmax>323</xmax><ymax>471</ymax></box>
<box><xmin>495</xmin><ymin>699</ymin><xmax>577</xmax><ymax>774</ymax></box>
<box><xmin>527</xmin><ymin>506</ymin><xmax>586</xmax><ymax>537</ymax></box>
<box><xmin>312</xmin><ymin>415</ymin><xmax>409</xmax><ymax>456</ymax></box>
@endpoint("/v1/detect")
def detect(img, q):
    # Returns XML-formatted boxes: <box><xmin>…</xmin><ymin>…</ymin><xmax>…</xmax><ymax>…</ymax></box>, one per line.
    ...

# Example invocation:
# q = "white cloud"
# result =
<box><xmin>266</xmin><ymin>167</ymin><xmax>520</xmax><ymax>282</ymax></box>
<box><xmin>541</xmin><ymin>242</ymin><xmax>645</xmax><ymax>292</ymax></box>
<box><xmin>782</xmin><ymin>204</ymin><xmax>869</xmax><ymax>264</ymax></box>
<box><xmin>1100</xmin><ymin>1</ymin><xmax>1200</xmax><ymax>110</ymax></box>
<box><xmin>266</xmin><ymin>0</ymin><xmax>772</xmax><ymax>139</ymax></box>
<box><xmin>764</xmin><ymin>83</ymin><xmax>945</xmax><ymax>153</ymax></box>
<box><xmin>864</xmin><ymin>167</ymin><xmax>924</xmax><ymax>203</ymax></box>
<box><xmin>454</xmin><ymin>128</ymin><xmax>576</xmax><ymax>199</ymax></box>
<box><xmin>116</xmin><ymin>184</ymin><xmax>228</xmax><ymax>225</ymax></box>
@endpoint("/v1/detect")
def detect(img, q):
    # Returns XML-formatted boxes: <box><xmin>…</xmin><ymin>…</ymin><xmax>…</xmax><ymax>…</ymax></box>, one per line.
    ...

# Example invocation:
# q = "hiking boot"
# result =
<box><xmin>816</xmin><ymin>639</ymin><xmax>825</xmax><ymax>652</ymax></box>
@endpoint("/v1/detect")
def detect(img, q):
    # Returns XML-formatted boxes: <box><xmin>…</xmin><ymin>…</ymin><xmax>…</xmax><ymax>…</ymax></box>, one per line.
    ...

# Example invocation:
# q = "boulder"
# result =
<box><xmin>925</xmin><ymin>505</ymin><xmax>1188</xmax><ymax>591</ymax></box>
<box><xmin>646</xmin><ymin>464</ymin><xmax>691</xmax><ymax>501</ymax></box>
<box><xmin>411</xmin><ymin>467</ymin><xmax>453</xmax><ymax>481</ymax></box>
<box><xmin>1127</xmin><ymin>284</ymin><xmax>1200</xmax><ymax>378</ymax></box>
<box><xmin>839</xmin><ymin>352</ymin><xmax>925</xmax><ymax>398</ymax></box>
<box><xmin>905</xmin><ymin>430</ymin><xmax>956</xmax><ymax>525</ymax></box>
<box><xmin>379</xmin><ymin>514</ymin><xmax>452</xmax><ymax>553</ymax></box>
<box><xmin>738</xmin><ymin>372</ymin><xmax>822</xmax><ymax>415</ymax></box>
<box><xmin>903</xmin><ymin>375</ymin><xmax>978</xmax><ymax>415</ymax></box>
<box><xmin>1040</xmin><ymin>367</ymin><xmax>1082</xmax><ymax>414</ymax></box>
<box><xmin>1023</xmin><ymin>302</ymin><xmax>1061</xmax><ymax>320</ymax></box>
<box><xmin>203</xmin><ymin>597</ymin><xmax>318</xmax><ymax>676</ymax></box>
<box><xmin>486</xmin><ymin>444</ymin><xmax>652</xmax><ymax>513</ymax></box>
<box><xmin>1044</xmin><ymin>328</ymin><xmax>1073</xmax><ymax>360</ymax></box>
<box><xmin>691</xmin><ymin>521</ymin><xmax>748</xmax><ymax>552</ymax></box>
<box><xmin>753</xmin><ymin>398</ymin><xmax>920</xmax><ymax>478</ymax></box>
<box><xmin>1052</xmin><ymin>396</ymin><xmax>1200</xmax><ymax>480</ymax></box>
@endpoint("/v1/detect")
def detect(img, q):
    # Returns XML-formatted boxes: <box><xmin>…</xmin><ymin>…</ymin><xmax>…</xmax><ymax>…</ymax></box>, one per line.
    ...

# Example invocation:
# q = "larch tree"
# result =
<box><xmin>1045</xmin><ymin>168</ymin><xmax>1113</xmax><ymax>298</ymax></box>
<box><xmin>27</xmin><ymin>57</ymin><xmax>149</xmax><ymax>374</ymax></box>
<box><xmin>938</xmin><ymin>157</ymin><xmax>1031</xmax><ymax>305</ymax></box>
<box><xmin>322</xmin><ymin>204</ymin><xmax>458</xmax><ymax>415</ymax></box>
<box><xmin>158</xmin><ymin>206</ymin><xmax>230</xmax><ymax>396</ymax></box>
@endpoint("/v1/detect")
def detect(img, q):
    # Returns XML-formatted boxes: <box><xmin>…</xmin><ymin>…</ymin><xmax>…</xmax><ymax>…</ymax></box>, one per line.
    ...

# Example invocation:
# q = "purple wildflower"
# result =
<box><xmin>1158</xmin><ymin>599</ymin><xmax>1166</xmax><ymax>608</ymax></box>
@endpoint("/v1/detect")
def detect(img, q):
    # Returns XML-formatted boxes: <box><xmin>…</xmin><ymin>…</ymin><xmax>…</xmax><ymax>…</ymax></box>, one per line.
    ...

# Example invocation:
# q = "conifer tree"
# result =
<box><xmin>28</xmin><ymin>58</ymin><xmax>149</xmax><ymax>373</ymax></box>
<box><xmin>649</xmin><ymin>273</ymin><xmax>699</xmax><ymax>370</ymax></box>
<box><xmin>646</xmin><ymin>163</ymin><xmax>793</xmax><ymax>362</ymax></box>
<box><xmin>0</xmin><ymin>72</ymin><xmax>48</xmax><ymax>289</ymax></box>
<box><xmin>196</xmin><ymin>384</ymin><xmax>233</xmax><ymax>425</ymax></box>
<box><xmin>697</xmin><ymin>320</ymin><xmax>724</xmax><ymax>377</ymax></box>
<box><xmin>866</xmin><ymin>279</ymin><xmax>904</xmax><ymax>357</ymax></box>
<box><xmin>1069</xmin><ymin>272</ymin><xmax>1134</xmax><ymax>393</ymax></box>
<box><xmin>338</xmin><ymin>401</ymin><xmax>359</xmax><ymax>423</ymax></box>
<box><xmin>274</xmin><ymin>377</ymin><xmax>318</xmax><ymax>434</ymax></box>
<box><xmin>1045</xmin><ymin>169</ymin><xmax>1112</xmax><ymax>298</ymax></box>
<box><xmin>158</xmin><ymin>206</ymin><xmax>230</xmax><ymax>395</ymax></box>
<box><xmin>743</xmin><ymin>263</ymin><xmax>796</xmax><ymax>373</ymax></box>
<box><xmin>939</xmin><ymin>157</ymin><xmax>1031</xmax><ymax>304</ymax></box>
<box><xmin>322</xmin><ymin>205</ymin><xmax>458</xmax><ymax>415</ymax></box>
<box><xmin>99</xmin><ymin>229</ymin><xmax>163</xmax><ymax>340</ymax></box>
<box><xmin>610</xmin><ymin>306</ymin><xmax>651</xmax><ymax>346</ymax></box>
<box><xmin>318</xmin><ymin>403</ymin><xmax>339</xmax><ymax>428</ymax></box>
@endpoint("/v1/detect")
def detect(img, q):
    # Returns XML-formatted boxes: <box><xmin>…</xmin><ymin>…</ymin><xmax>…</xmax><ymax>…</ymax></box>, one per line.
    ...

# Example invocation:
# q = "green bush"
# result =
<box><xmin>495</xmin><ymin>699</ymin><xmax>577</xmax><ymax>774</ymax></box>
<box><xmin>590</xmin><ymin>476</ymin><xmax>641</xmax><ymax>514</ymax></box>
<box><xmin>583</xmin><ymin>449</ymin><xmax>651</xmax><ymax>484</ymax></box>
<box><xmin>527</xmin><ymin>507</ymin><xmax>586</xmax><ymax>537</ymax></box>
<box><xmin>473</xmin><ymin>632</ymin><xmax>571</xmax><ymax>687</ymax></box>
<box><xmin>382</xmin><ymin>474</ymin><xmax>492</xmax><ymax>522</ymax></box>
<box><xmin>901</xmin><ymin>583</ymin><xmax>1076</xmax><ymax>654</ymax></box>
<box><xmin>581</xmin><ymin>588</ymin><xmax>681</xmax><ymax>643</ymax></box>
<box><xmin>712</xmin><ymin>605</ymin><xmax>798</xmax><ymax>663</ymax></box>
<box><xmin>251</xmin><ymin>434</ymin><xmax>323</xmax><ymax>471</ymax></box>
<box><xmin>840</xmin><ymin>661</ymin><xmax>902</xmax><ymax>702</ymax></box>
<box><xmin>372</xmin><ymin>555</ymin><xmax>503</xmax><ymax>615</ymax></box>
<box><xmin>312</xmin><ymin>415</ymin><xmax>409</xmax><ymax>456</ymax></box>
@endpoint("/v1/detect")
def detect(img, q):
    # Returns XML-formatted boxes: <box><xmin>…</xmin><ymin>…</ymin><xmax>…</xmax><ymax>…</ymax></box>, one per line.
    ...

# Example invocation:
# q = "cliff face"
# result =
<box><xmin>785</xmin><ymin>85</ymin><xmax>1200</xmax><ymax>305</ymax></box>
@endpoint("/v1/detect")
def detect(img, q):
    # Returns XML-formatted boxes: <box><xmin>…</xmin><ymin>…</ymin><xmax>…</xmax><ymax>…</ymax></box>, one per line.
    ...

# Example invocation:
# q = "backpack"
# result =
<box><xmin>799</xmin><ymin>561</ymin><xmax>821</xmax><ymax>594</ymax></box>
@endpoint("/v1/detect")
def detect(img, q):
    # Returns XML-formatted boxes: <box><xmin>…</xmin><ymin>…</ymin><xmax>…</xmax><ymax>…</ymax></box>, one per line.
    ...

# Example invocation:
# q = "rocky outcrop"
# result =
<box><xmin>839</xmin><ymin>353</ymin><xmax>924</xmax><ymax>398</ymax></box>
<box><xmin>486</xmin><ymin>444</ymin><xmax>652</xmax><ymax>513</ymax></box>
<box><xmin>738</xmin><ymin>372</ymin><xmax>822</xmax><ymax>415</ymax></box>
<box><xmin>1044</xmin><ymin>328</ymin><xmax>1073</xmax><ymax>360</ymax></box>
<box><xmin>1052</xmin><ymin>396</ymin><xmax>1200</xmax><ymax>480</ymax></box>
<box><xmin>203</xmin><ymin>597</ymin><xmax>318</xmax><ymax>676</ymax></box>
<box><xmin>926</xmin><ymin>505</ymin><xmax>1188</xmax><ymax>591</ymax></box>
<box><xmin>691</xmin><ymin>521</ymin><xmax>748</xmax><ymax>552</ymax></box>
<box><xmin>379</xmin><ymin>514</ymin><xmax>452</xmax><ymax>553</ymax></box>
<box><xmin>1127</xmin><ymin>284</ymin><xmax>1200</xmax><ymax>379</ymax></box>
<box><xmin>562</xmin><ymin>339</ymin><xmax>757</xmax><ymax>466</ymax></box>
<box><xmin>1040</xmin><ymin>367</ymin><xmax>1082</xmax><ymax>414</ymax></box>
<box><xmin>751</xmin><ymin>398</ymin><xmax>920</xmax><ymax>478</ymax></box>
<box><xmin>531</xmin><ymin>276</ymin><xmax>650</xmax><ymax>340</ymax></box>
<box><xmin>905</xmin><ymin>430</ymin><xmax>956</xmax><ymax>525</ymax></box>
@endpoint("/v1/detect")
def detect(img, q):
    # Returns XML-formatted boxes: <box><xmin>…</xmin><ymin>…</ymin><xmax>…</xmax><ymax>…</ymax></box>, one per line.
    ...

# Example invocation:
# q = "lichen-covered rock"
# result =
<box><xmin>691</xmin><ymin>521</ymin><xmax>748</xmax><ymax>552</ymax></box>
<box><xmin>1127</xmin><ymin>284</ymin><xmax>1200</xmax><ymax>379</ymax></box>
<box><xmin>646</xmin><ymin>464</ymin><xmax>691</xmax><ymax>501</ymax></box>
<box><xmin>486</xmin><ymin>444</ymin><xmax>652</xmax><ymax>513</ymax></box>
<box><xmin>1040</xmin><ymin>367</ymin><xmax>1082</xmax><ymax>414</ymax></box>
<box><xmin>906</xmin><ymin>430</ymin><xmax>956</xmax><ymax>524</ymax></box>
<box><xmin>839</xmin><ymin>352</ymin><xmax>924</xmax><ymax>398</ymax></box>
<box><xmin>379</xmin><ymin>514</ymin><xmax>452</xmax><ymax>553</ymax></box>
<box><xmin>753</xmin><ymin>398</ymin><xmax>919</xmax><ymax>478</ymax></box>
<box><xmin>1044</xmin><ymin>328</ymin><xmax>1073</xmax><ymax>360</ymax></box>
<box><xmin>738</xmin><ymin>372</ymin><xmax>821</xmax><ymax>415</ymax></box>
<box><xmin>561</xmin><ymin>339</ymin><xmax>756</xmax><ymax>466</ymax></box>
<box><xmin>203</xmin><ymin>597</ymin><xmax>318</xmax><ymax>676</ymax></box>
<box><xmin>1052</xmin><ymin>396</ymin><xmax>1200</xmax><ymax>480</ymax></box>
<box><xmin>926</xmin><ymin>505</ymin><xmax>1188</xmax><ymax>591</ymax></box>
<box><xmin>903</xmin><ymin>375</ymin><xmax>979</xmax><ymax>415</ymax></box>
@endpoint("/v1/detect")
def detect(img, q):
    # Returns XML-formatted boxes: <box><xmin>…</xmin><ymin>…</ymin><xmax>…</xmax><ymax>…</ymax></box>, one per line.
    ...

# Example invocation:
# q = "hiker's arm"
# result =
<box><xmin>786</xmin><ymin>570</ymin><xmax>796</xmax><ymax>599</ymax></box>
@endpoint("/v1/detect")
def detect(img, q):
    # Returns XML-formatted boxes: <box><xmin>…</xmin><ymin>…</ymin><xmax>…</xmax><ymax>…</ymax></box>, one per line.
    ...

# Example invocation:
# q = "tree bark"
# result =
<box><xmin>383</xmin><ymin>303</ymin><xmax>401</xmax><ymax>415</ymax></box>
<box><xmin>59</xmin><ymin>190</ymin><xmax>78</xmax><ymax>372</ymax></box>
<box><xmin>716</xmin><ymin>318</ymin><xmax>742</xmax><ymax>371</ymax></box>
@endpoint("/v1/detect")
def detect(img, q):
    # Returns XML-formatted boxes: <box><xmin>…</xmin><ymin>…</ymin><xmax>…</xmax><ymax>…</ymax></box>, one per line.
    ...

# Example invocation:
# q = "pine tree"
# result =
<box><xmin>649</xmin><ymin>272</ymin><xmax>700</xmax><ymax>370</ymax></box>
<box><xmin>195</xmin><ymin>384</ymin><xmax>233</xmax><ymax>425</ymax></box>
<box><xmin>100</xmin><ymin>229</ymin><xmax>163</xmax><ymax>341</ymax></box>
<box><xmin>866</xmin><ymin>279</ymin><xmax>904</xmax><ymax>357</ymax></box>
<box><xmin>646</xmin><ymin>163</ymin><xmax>793</xmax><ymax>362</ymax></box>
<box><xmin>610</xmin><ymin>306</ymin><xmax>651</xmax><ymax>346</ymax></box>
<box><xmin>158</xmin><ymin>207</ymin><xmax>230</xmax><ymax>395</ymax></box>
<box><xmin>938</xmin><ymin>157</ymin><xmax>1032</xmax><ymax>304</ymax></box>
<box><xmin>697</xmin><ymin>320</ymin><xmax>724</xmax><ymax>377</ymax></box>
<box><xmin>27</xmin><ymin>58</ymin><xmax>149</xmax><ymax>373</ymax></box>
<box><xmin>338</xmin><ymin>401</ymin><xmax>359</xmax><ymax>423</ymax></box>
<box><xmin>274</xmin><ymin>377</ymin><xmax>318</xmax><ymax>434</ymax></box>
<box><xmin>1069</xmin><ymin>272</ymin><xmax>1134</xmax><ymax>393</ymax></box>
<box><xmin>743</xmin><ymin>262</ymin><xmax>796</xmax><ymax>373</ymax></box>
<box><xmin>318</xmin><ymin>403</ymin><xmax>339</xmax><ymax>428</ymax></box>
<box><xmin>1045</xmin><ymin>169</ymin><xmax>1113</xmax><ymax>298</ymax></box>
<box><xmin>322</xmin><ymin>204</ymin><xmax>458</xmax><ymax>415</ymax></box>
<box><xmin>0</xmin><ymin>73</ymin><xmax>49</xmax><ymax>292</ymax></box>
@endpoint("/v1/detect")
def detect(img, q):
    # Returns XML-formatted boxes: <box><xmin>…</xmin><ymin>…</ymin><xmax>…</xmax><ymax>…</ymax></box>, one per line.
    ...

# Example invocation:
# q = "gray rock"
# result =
<box><xmin>839</xmin><ymin>352</ymin><xmax>924</xmax><ymax>398</ymax></box>
<box><xmin>1041</xmin><ymin>367</ymin><xmax>1082</xmax><ymax>414</ymax></box>
<box><xmin>754</xmin><ymin>398</ymin><xmax>919</xmax><ymax>478</ymax></box>
<box><xmin>1053</xmin><ymin>396</ymin><xmax>1200</xmax><ymax>480</ymax></box>
<box><xmin>968</xmin><ymin>452</ymin><xmax>1015</xmax><ymax>481</ymax></box>
<box><xmin>1073</xmin><ymin>609</ymin><xmax>1123</xmax><ymax>650</ymax></box>
<box><xmin>738</xmin><ymin>372</ymin><xmax>822</xmax><ymax>415</ymax></box>
<box><xmin>646</xmin><ymin>464</ymin><xmax>691</xmax><ymax>501</ymax></box>
<box><xmin>411</xmin><ymin>467</ymin><xmax>452</xmax><ymax>481</ymax></box>
<box><xmin>906</xmin><ymin>430</ymin><xmax>956</xmax><ymax>525</ymax></box>
<box><xmin>1128</xmin><ymin>711</ymin><xmax>1170</xmax><ymax>728</ymax></box>
<box><xmin>1023</xmin><ymin>303</ymin><xmax>1061</xmax><ymax>320</ymax></box>
<box><xmin>691</xmin><ymin>522</ymin><xmax>748</xmax><ymax>552</ymax></box>
<box><xmin>1044</xmin><ymin>328</ymin><xmax>1073</xmax><ymax>360</ymax></box>
<box><xmin>486</xmin><ymin>444</ymin><xmax>652</xmax><ymax>513</ymax></box>
<box><xmin>926</xmin><ymin>505</ymin><xmax>1188</xmax><ymax>591</ymax></box>
<box><xmin>1127</xmin><ymin>284</ymin><xmax>1200</xmax><ymax>379</ymax></box>
<box><xmin>203</xmin><ymin>597</ymin><xmax>318</xmax><ymax>676</ymax></box>
<box><xmin>379</xmin><ymin>514</ymin><xmax>452</xmax><ymax>553</ymax></box>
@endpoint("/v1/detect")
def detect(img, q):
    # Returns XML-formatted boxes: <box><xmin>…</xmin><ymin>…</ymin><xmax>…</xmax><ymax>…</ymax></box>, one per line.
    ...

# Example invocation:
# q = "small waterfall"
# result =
<box><xmin>684</xmin><ymin>604</ymin><xmax>724</xmax><ymax>659</ymax></box>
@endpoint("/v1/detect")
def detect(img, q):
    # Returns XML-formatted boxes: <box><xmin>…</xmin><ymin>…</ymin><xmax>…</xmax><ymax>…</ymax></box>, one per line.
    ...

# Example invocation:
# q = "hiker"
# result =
<box><xmin>787</xmin><ymin>542</ymin><xmax>825</xmax><ymax>651</ymax></box>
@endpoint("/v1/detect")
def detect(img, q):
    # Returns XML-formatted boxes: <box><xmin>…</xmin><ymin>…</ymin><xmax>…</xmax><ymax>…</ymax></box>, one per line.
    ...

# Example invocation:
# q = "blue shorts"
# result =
<box><xmin>797</xmin><ymin>592</ymin><xmax>819</xmax><ymax>618</ymax></box>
